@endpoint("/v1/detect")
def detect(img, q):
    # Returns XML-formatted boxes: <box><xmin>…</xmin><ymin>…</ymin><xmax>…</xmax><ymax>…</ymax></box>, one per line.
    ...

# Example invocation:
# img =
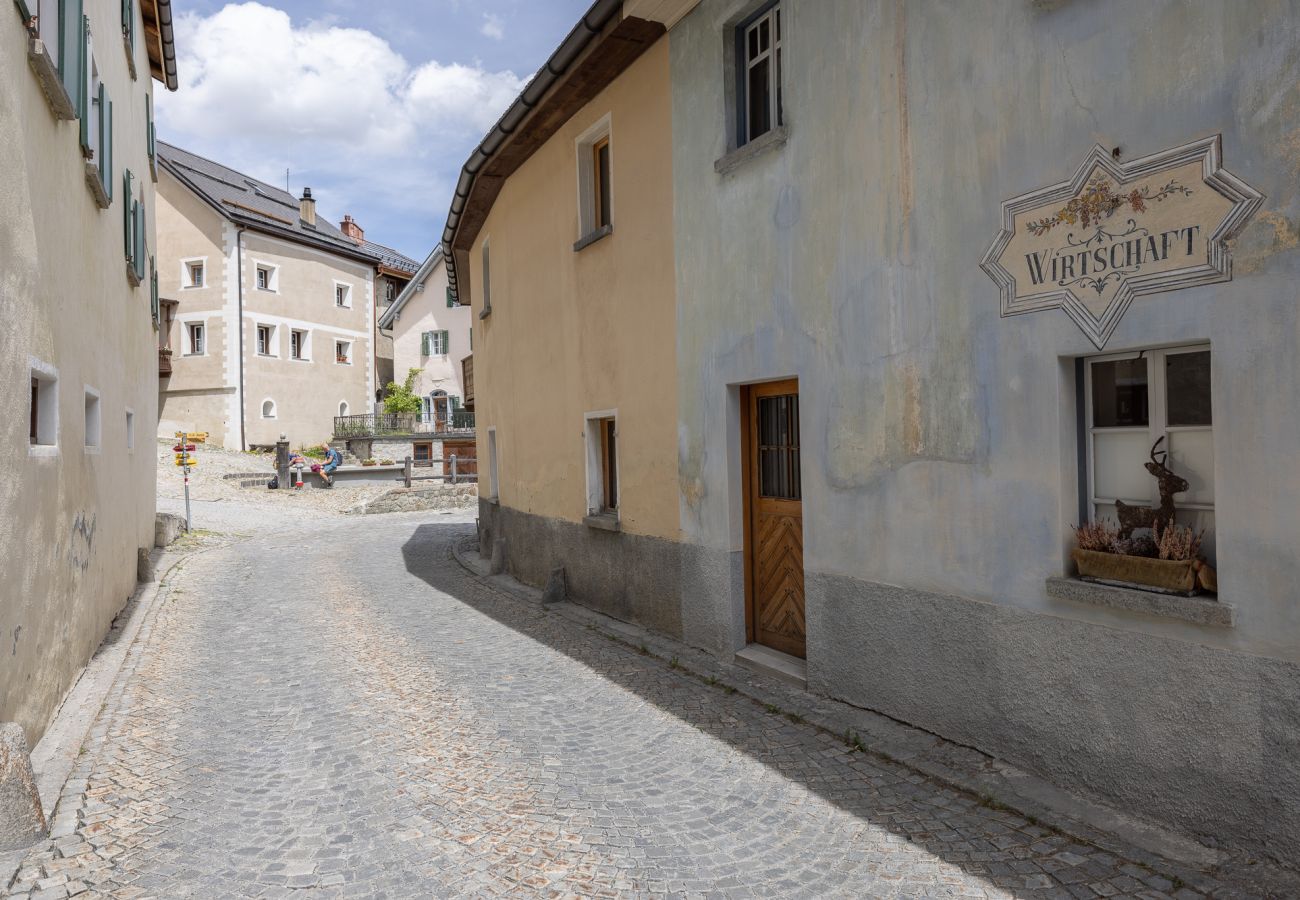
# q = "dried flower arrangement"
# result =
<box><xmin>1071</xmin><ymin>520</ymin><xmax>1118</xmax><ymax>552</ymax></box>
<box><xmin>1153</xmin><ymin>522</ymin><xmax>1203</xmax><ymax>561</ymax></box>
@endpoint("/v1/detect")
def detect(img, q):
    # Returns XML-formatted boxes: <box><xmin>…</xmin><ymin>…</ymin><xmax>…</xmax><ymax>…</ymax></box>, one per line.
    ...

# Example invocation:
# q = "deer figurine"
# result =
<box><xmin>1114</xmin><ymin>436</ymin><xmax>1189</xmax><ymax>539</ymax></box>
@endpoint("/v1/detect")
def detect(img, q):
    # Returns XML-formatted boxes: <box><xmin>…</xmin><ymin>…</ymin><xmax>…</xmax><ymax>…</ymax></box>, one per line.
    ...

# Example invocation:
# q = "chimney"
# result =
<box><xmin>299</xmin><ymin>187</ymin><xmax>316</xmax><ymax>226</ymax></box>
<box><xmin>340</xmin><ymin>214</ymin><xmax>364</xmax><ymax>243</ymax></box>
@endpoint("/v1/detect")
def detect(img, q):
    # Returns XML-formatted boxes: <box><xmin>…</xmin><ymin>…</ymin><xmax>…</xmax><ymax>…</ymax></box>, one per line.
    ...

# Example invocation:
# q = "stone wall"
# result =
<box><xmin>353</xmin><ymin>484</ymin><xmax>477</xmax><ymax>515</ymax></box>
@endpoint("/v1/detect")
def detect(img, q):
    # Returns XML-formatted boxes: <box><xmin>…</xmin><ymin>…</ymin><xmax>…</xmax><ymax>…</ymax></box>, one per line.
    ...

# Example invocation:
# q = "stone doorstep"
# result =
<box><xmin>447</xmin><ymin>534</ymin><xmax>1300</xmax><ymax>897</ymax></box>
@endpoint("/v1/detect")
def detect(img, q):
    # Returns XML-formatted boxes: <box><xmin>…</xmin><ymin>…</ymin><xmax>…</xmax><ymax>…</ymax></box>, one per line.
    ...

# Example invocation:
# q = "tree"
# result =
<box><xmin>383</xmin><ymin>368</ymin><xmax>423</xmax><ymax>416</ymax></box>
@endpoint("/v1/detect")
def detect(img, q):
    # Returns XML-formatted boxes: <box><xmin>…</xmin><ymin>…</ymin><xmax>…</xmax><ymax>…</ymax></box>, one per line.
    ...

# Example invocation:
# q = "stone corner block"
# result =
<box><xmin>154</xmin><ymin>512</ymin><xmax>189</xmax><ymax>548</ymax></box>
<box><xmin>542</xmin><ymin>567</ymin><xmax>567</xmax><ymax>606</ymax></box>
<box><xmin>0</xmin><ymin>722</ymin><xmax>48</xmax><ymax>851</ymax></box>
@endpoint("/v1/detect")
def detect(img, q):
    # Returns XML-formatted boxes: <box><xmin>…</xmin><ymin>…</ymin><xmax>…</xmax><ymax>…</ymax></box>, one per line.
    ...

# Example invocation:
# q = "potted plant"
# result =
<box><xmin>361</xmin><ymin>458</ymin><xmax>378</xmax><ymax>467</ymax></box>
<box><xmin>1071</xmin><ymin>520</ymin><xmax>1215</xmax><ymax>595</ymax></box>
<box><xmin>379</xmin><ymin>458</ymin><xmax>395</xmax><ymax>466</ymax></box>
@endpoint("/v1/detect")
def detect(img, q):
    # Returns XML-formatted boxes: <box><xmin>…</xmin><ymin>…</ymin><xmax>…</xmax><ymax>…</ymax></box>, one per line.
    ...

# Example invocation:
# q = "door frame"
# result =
<box><xmin>740</xmin><ymin>377</ymin><xmax>801</xmax><ymax>649</ymax></box>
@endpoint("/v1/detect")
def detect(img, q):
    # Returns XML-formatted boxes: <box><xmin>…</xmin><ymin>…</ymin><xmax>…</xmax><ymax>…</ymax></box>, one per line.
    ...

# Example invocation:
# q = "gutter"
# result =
<box><xmin>154</xmin><ymin>0</ymin><xmax>178</xmax><ymax>91</ymax></box>
<box><xmin>237</xmin><ymin>226</ymin><xmax>247</xmax><ymax>451</ymax></box>
<box><xmin>440</xmin><ymin>0</ymin><xmax>622</xmax><ymax>303</ymax></box>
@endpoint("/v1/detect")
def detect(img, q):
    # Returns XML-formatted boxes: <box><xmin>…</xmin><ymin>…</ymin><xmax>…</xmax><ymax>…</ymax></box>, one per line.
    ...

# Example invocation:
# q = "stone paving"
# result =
<box><xmin>5</xmin><ymin>513</ymin><xmax>1233</xmax><ymax>898</ymax></box>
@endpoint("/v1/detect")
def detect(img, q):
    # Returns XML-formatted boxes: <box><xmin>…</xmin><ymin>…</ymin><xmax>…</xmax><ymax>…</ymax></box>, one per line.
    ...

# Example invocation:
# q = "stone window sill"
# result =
<box><xmin>1046</xmin><ymin>577</ymin><xmax>1235</xmax><ymax>628</ymax></box>
<box><xmin>84</xmin><ymin>163</ymin><xmax>110</xmax><ymax>209</ymax></box>
<box><xmin>714</xmin><ymin>125</ymin><xmax>789</xmax><ymax>176</ymax></box>
<box><xmin>583</xmin><ymin>513</ymin><xmax>621</xmax><ymax>533</ymax></box>
<box><xmin>126</xmin><ymin>264</ymin><xmax>142</xmax><ymax>287</ymax></box>
<box><xmin>123</xmin><ymin>35</ymin><xmax>137</xmax><ymax>81</ymax></box>
<box><xmin>573</xmin><ymin>224</ymin><xmax>613</xmax><ymax>252</ymax></box>
<box><xmin>28</xmin><ymin>38</ymin><xmax>76</xmax><ymax>120</ymax></box>
<box><xmin>482</xmin><ymin>496</ymin><xmax>499</xmax><ymax>506</ymax></box>
<box><xmin>479</xmin><ymin>305</ymin><xmax>492</xmax><ymax>321</ymax></box>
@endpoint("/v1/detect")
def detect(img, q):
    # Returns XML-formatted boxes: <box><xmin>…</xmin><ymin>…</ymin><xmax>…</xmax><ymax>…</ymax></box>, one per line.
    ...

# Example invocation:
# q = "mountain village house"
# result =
<box><xmin>154</xmin><ymin>143</ymin><xmax>380</xmax><ymax>449</ymax></box>
<box><xmin>454</xmin><ymin>0</ymin><xmax>1300</xmax><ymax>864</ymax></box>
<box><xmin>2</xmin><ymin>0</ymin><xmax>176</xmax><ymax>748</ymax></box>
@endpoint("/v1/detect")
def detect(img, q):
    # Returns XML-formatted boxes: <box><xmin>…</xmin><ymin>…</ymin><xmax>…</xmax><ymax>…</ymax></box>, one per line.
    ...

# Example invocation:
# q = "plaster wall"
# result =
<box><xmin>0</xmin><ymin>0</ymin><xmax>161</xmax><ymax>746</ymax></box>
<box><xmin>469</xmin><ymin>37</ymin><xmax>679</xmax><ymax>542</ymax></box>
<box><xmin>669</xmin><ymin>0</ymin><xmax>1300</xmax><ymax>860</ymax></box>
<box><xmin>388</xmin><ymin>259</ymin><xmax>472</xmax><ymax>402</ymax></box>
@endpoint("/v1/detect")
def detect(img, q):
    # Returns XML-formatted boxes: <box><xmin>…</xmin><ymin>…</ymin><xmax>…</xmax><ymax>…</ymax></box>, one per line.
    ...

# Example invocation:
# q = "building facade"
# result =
<box><xmin>155</xmin><ymin>143</ymin><xmax>377</xmax><ymax>449</ymax></box>
<box><xmin>457</xmin><ymin>0</ymin><xmax>1300</xmax><ymax>865</ymax></box>
<box><xmin>1</xmin><ymin>0</ymin><xmax>176</xmax><ymax>747</ymax></box>
<box><xmin>448</xmin><ymin>4</ymin><xmax>682</xmax><ymax>635</ymax></box>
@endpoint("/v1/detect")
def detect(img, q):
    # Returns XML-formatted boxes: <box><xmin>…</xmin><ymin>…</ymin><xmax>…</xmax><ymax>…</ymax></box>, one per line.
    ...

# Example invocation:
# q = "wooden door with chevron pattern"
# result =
<box><xmin>744</xmin><ymin>380</ymin><xmax>805</xmax><ymax>659</ymax></box>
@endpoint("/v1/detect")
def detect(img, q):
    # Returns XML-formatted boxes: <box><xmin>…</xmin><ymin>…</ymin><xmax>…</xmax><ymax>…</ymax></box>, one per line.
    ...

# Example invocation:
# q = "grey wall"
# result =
<box><xmin>669</xmin><ymin>0</ymin><xmax>1300</xmax><ymax>862</ymax></box>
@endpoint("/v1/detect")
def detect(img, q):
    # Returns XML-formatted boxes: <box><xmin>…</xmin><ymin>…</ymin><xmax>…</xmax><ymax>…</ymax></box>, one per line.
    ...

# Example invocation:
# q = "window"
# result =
<box><xmin>584</xmin><ymin>413</ymin><xmax>619</xmax><ymax>516</ymax></box>
<box><xmin>84</xmin><ymin>387</ymin><xmax>101</xmax><ymax>450</ymax></box>
<box><xmin>335</xmin><ymin>340</ymin><xmax>352</xmax><ymax>365</ymax></box>
<box><xmin>576</xmin><ymin>120</ymin><xmax>613</xmax><ymax>243</ymax></box>
<box><xmin>185</xmin><ymin>260</ymin><xmax>205</xmax><ymax>288</ymax></box>
<box><xmin>255</xmin><ymin>264</ymin><xmax>277</xmax><ymax>292</ymax></box>
<box><xmin>84</xmin><ymin>46</ymin><xmax>113</xmax><ymax>205</ymax></box>
<box><xmin>592</xmin><ymin>137</ymin><xmax>612</xmax><ymax>229</ymax></box>
<box><xmin>1084</xmin><ymin>345</ymin><xmax>1215</xmax><ymax>562</ymax></box>
<box><xmin>335</xmin><ymin>282</ymin><xmax>352</xmax><ymax>308</ymax></box>
<box><xmin>28</xmin><ymin>360</ymin><xmax>59</xmax><ymax>453</ymax></box>
<box><xmin>421</xmin><ymin>330</ymin><xmax>449</xmax><ymax>357</ymax></box>
<box><xmin>479</xmin><ymin>241</ymin><xmax>492</xmax><ymax>318</ymax></box>
<box><xmin>756</xmin><ymin>393</ymin><xmax>801</xmax><ymax>500</ymax></box>
<box><xmin>290</xmin><ymin>329</ymin><xmax>308</xmax><ymax>360</ymax></box>
<box><xmin>125</xmin><ymin>409</ymin><xmax>135</xmax><ymax>451</ymax></box>
<box><xmin>186</xmin><ymin>322</ymin><xmax>205</xmax><ymax>355</ymax></box>
<box><xmin>122</xmin><ymin>0</ymin><xmax>135</xmax><ymax>59</ymax></box>
<box><xmin>261</xmin><ymin>399</ymin><xmax>276</xmax><ymax>419</ymax></box>
<box><xmin>737</xmin><ymin>2</ymin><xmax>783</xmax><ymax>146</ymax></box>
<box><xmin>384</xmin><ymin>280</ymin><xmax>396</xmax><ymax>303</ymax></box>
<box><xmin>338</xmin><ymin>401</ymin><xmax>349</xmax><ymax>418</ymax></box>
<box><xmin>256</xmin><ymin>324</ymin><xmax>275</xmax><ymax>356</ymax></box>
<box><xmin>413</xmin><ymin>441</ymin><xmax>433</xmax><ymax>462</ymax></box>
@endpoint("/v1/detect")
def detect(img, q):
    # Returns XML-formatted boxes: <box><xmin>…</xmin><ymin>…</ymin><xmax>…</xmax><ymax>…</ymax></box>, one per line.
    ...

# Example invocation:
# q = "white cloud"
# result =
<box><xmin>480</xmin><ymin>13</ymin><xmax>505</xmax><ymax>40</ymax></box>
<box><xmin>154</xmin><ymin>2</ymin><xmax>526</xmax><ymax>256</ymax></box>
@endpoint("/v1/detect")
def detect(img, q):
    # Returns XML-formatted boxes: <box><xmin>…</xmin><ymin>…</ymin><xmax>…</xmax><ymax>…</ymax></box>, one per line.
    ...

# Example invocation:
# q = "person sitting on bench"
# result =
<box><xmin>320</xmin><ymin>444</ymin><xmax>343</xmax><ymax>486</ymax></box>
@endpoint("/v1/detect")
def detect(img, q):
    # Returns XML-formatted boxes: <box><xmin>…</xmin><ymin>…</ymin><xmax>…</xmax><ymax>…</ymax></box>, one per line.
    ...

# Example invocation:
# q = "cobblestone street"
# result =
<box><xmin>7</xmin><ymin>514</ymin><xmax>1227</xmax><ymax>898</ymax></box>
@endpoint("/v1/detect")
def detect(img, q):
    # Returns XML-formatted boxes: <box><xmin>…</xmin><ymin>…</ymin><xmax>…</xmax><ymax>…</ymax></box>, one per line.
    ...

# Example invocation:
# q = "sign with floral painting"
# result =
<box><xmin>981</xmin><ymin>136</ymin><xmax>1263</xmax><ymax>348</ymax></box>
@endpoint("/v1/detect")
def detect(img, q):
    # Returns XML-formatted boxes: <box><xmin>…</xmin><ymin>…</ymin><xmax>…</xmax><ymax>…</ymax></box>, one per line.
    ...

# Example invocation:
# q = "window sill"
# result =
<box><xmin>28</xmin><ymin>445</ymin><xmax>59</xmax><ymax>459</ymax></box>
<box><xmin>126</xmin><ymin>263</ymin><xmax>142</xmax><ymax>287</ymax></box>
<box><xmin>1046</xmin><ymin>576</ymin><xmax>1235</xmax><ymax>628</ymax></box>
<box><xmin>714</xmin><ymin>125</ymin><xmax>789</xmax><ymax>176</ymax></box>
<box><xmin>181</xmin><ymin>285</ymin><xmax>206</xmax><ymax>291</ymax></box>
<box><xmin>479</xmin><ymin>306</ymin><xmax>492</xmax><ymax>321</ymax></box>
<box><xmin>583</xmin><ymin>513</ymin><xmax>621</xmax><ymax>533</ymax></box>
<box><xmin>27</xmin><ymin>38</ymin><xmax>76</xmax><ymax>120</ymax></box>
<box><xmin>83</xmin><ymin>162</ymin><xmax>111</xmax><ymax>209</ymax></box>
<box><xmin>483</xmin><ymin>496</ymin><xmax>500</xmax><ymax>506</ymax></box>
<box><xmin>573</xmin><ymin>224</ymin><xmax>613</xmax><ymax>252</ymax></box>
<box><xmin>123</xmin><ymin>35</ymin><xmax>137</xmax><ymax>80</ymax></box>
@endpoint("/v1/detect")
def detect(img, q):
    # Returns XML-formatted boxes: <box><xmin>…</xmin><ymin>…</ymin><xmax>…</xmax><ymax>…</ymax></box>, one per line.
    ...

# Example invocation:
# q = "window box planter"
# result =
<box><xmin>1071</xmin><ymin>548</ymin><xmax>1215</xmax><ymax>596</ymax></box>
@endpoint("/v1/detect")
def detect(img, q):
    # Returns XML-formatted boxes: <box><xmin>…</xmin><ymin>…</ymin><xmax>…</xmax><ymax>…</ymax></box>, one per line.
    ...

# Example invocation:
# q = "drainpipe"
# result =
<box><xmin>237</xmin><ymin>226</ymin><xmax>247</xmax><ymax>450</ymax></box>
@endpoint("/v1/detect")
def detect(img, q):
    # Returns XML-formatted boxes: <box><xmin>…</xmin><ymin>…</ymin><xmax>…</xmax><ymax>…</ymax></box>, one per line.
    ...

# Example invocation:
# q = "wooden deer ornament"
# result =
<box><xmin>1114</xmin><ymin>436</ymin><xmax>1189</xmax><ymax>539</ymax></box>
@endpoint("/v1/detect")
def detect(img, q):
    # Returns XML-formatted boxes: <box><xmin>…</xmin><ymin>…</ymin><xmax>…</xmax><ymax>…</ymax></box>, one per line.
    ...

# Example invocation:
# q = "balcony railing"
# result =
<box><xmin>334</xmin><ymin>411</ymin><xmax>476</xmax><ymax>439</ymax></box>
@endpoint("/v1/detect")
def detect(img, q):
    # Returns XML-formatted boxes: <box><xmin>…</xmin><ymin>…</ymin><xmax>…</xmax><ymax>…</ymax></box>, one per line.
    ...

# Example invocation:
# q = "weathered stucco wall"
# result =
<box><xmin>670</xmin><ymin>0</ymin><xmax>1300</xmax><ymax>862</ymax></box>
<box><xmin>471</xmin><ymin>37</ymin><xmax>679</xmax><ymax>542</ymax></box>
<box><xmin>387</xmin><ymin>258</ymin><xmax>472</xmax><ymax>403</ymax></box>
<box><xmin>0</xmin><ymin>0</ymin><xmax>161</xmax><ymax>746</ymax></box>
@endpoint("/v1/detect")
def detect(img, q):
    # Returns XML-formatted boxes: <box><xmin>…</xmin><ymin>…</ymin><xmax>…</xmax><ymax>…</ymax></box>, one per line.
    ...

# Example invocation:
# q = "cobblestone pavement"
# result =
<box><xmin>6</xmin><ymin>515</ymin><xmax>1229</xmax><ymax>898</ymax></box>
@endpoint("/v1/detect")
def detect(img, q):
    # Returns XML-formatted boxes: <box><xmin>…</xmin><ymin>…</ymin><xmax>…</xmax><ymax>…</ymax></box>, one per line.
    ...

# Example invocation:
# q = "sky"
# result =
<box><xmin>155</xmin><ymin>1</ymin><xmax>592</xmax><ymax>261</ymax></box>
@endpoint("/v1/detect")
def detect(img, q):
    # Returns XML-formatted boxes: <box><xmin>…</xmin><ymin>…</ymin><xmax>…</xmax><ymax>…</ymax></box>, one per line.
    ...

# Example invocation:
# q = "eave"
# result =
<box><xmin>141</xmin><ymin>0</ymin><xmax>178</xmax><ymax>91</ymax></box>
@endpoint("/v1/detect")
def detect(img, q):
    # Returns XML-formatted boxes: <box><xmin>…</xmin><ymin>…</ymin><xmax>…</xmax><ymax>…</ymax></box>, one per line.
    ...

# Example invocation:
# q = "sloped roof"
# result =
<box><xmin>378</xmin><ymin>247</ymin><xmax>445</xmax><ymax>329</ymax></box>
<box><xmin>156</xmin><ymin>142</ymin><xmax>378</xmax><ymax>263</ymax></box>
<box><xmin>361</xmin><ymin>239</ymin><xmax>420</xmax><ymax>276</ymax></box>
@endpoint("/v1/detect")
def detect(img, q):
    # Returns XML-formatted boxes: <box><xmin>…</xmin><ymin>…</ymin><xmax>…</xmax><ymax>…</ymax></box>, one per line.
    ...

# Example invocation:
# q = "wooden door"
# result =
<box><xmin>744</xmin><ymin>379</ymin><xmax>806</xmax><ymax>659</ymax></box>
<box><xmin>442</xmin><ymin>440</ymin><xmax>477</xmax><ymax>477</ymax></box>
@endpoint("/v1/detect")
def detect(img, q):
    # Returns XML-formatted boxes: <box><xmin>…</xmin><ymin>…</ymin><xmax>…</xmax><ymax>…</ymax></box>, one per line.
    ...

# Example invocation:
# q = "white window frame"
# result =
<box><xmin>335</xmin><ymin>340</ymin><xmax>352</xmax><ymax>365</ymax></box>
<box><xmin>182</xmin><ymin>257</ymin><xmax>207</xmax><ymax>289</ymax></box>
<box><xmin>261</xmin><ymin>398</ymin><xmax>276</xmax><ymax>419</ymax></box>
<box><xmin>83</xmin><ymin>385</ymin><xmax>102</xmax><ymax>453</ymax></box>
<box><xmin>254</xmin><ymin>262</ymin><xmax>279</xmax><ymax>293</ymax></box>
<box><xmin>255</xmin><ymin>323</ymin><xmax>277</xmax><ymax>357</ymax></box>
<box><xmin>334</xmin><ymin>281</ymin><xmax>353</xmax><ymax>309</ymax></box>
<box><xmin>125</xmin><ymin>408</ymin><xmax>135</xmax><ymax>452</ymax></box>
<box><xmin>28</xmin><ymin>357</ymin><xmax>60</xmax><ymax>457</ymax></box>
<box><xmin>739</xmin><ymin>2</ymin><xmax>784</xmax><ymax>146</ymax></box>
<box><xmin>583</xmin><ymin>409</ymin><xmax>619</xmax><ymax>518</ymax></box>
<box><xmin>289</xmin><ymin>328</ymin><xmax>311</xmax><ymax>361</ymax></box>
<box><xmin>339</xmin><ymin>401</ymin><xmax>349</xmax><ymax>418</ymax></box>
<box><xmin>185</xmin><ymin>321</ymin><xmax>206</xmax><ymax>356</ymax></box>
<box><xmin>87</xmin><ymin>46</ymin><xmax>103</xmax><ymax>168</ymax></box>
<box><xmin>1083</xmin><ymin>343</ymin><xmax>1215</xmax><ymax>553</ymax></box>
<box><xmin>575</xmin><ymin>115</ymin><xmax>613</xmax><ymax>241</ymax></box>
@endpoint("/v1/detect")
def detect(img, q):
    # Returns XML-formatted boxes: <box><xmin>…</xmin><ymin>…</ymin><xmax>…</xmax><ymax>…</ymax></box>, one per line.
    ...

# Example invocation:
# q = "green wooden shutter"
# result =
<box><xmin>121</xmin><ymin>0</ymin><xmax>133</xmax><ymax>53</ymax></box>
<box><xmin>450</xmin><ymin>395</ymin><xmax>461</xmax><ymax>410</ymax></box>
<box><xmin>122</xmin><ymin>169</ymin><xmax>134</xmax><ymax>260</ymax></box>
<box><xmin>59</xmin><ymin>0</ymin><xmax>85</xmax><ymax>111</ymax></box>
<box><xmin>133</xmin><ymin>199</ymin><xmax>146</xmax><ymax>281</ymax></box>
<box><xmin>145</xmin><ymin>93</ymin><xmax>155</xmax><ymax>172</ymax></box>
<box><xmin>14</xmin><ymin>1</ymin><xmax>32</xmax><ymax>23</ymax></box>
<box><xmin>421</xmin><ymin>331</ymin><xmax>431</xmax><ymax>356</ymax></box>
<box><xmin>98</xmin><ymin>84</ymin><xmax>112</xmax><ymax>198</ymax></box>
<box><xmin>150</xmin><ymin>256</ymin><xmax>159</xmax><ymax>323</ymax></box>
<box><xmin>76</xmin><ymin>16</ymin><xmax>90</xmax><ymax>152</ymax></box>
<box><xmin>441</xmin><ymin>330</ymin><xmax>450</xmax><ymax>355</ymax></box>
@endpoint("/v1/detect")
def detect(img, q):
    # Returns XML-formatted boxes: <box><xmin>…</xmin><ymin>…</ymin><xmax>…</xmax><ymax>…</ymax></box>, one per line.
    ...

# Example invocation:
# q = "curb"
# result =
<box><xmin>448</xmin><ymin>533</ymin><xmax>1294</xmax><ymax>898</ymax></box>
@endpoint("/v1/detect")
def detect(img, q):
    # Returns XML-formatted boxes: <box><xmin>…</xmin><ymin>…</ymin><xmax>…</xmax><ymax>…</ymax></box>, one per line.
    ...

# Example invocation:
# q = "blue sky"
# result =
<box><xmin>155</xmin><ymin>1</ymin><xmax>591</xmax><ymax>261</ymax></box>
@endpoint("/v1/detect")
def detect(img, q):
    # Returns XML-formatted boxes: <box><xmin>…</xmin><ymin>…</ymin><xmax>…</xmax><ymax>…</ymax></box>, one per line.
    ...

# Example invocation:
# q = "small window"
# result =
<box><xmin>584</xmin><ymin>414</ymin><xmax>618</xmax><ymax>515</ymax></box>
<box><xmin>756</xmin><ymin>393</ymin><xmax>801</xmax><ymax>500</ymax></box>
<box><xmin>384</xmin><ymin>281</ymin><xmax>396</xmax><ymax>303</ymax></box>
<box><xmin>480</xmin><ymin>241</ymin><xmax>492</xmax><ymax>317</ymax></box>
<box><xmin>1084</xmin><ymin>345</ymin><xmax>1215</xmax><ymax>562</ymax></box>
<box><xmin>185</xmin><ymin>261</ymin><xmax>205</xmax><ymax>288</ymax></box>
<box><xmin>262</xmin><ymin>399</ymin><xmax>276</xmax><ymax>419</ymax></box>
<box><xmin>413</xmin><ymin>442</ymin><xmax>433</xmax><ymax>462</ymax></box>
<box><xmin>737</xmin><ymin>2</ymin><xmax>783</xmax><ymax>146</ymax></box>
<box><xmin>187</xmin><ymin>322</ymin><xmax>205</xmax><ymax>355</ymax></box>
<box><xmin>593</xmin><ymin>136</ymin><xmax>612</xmax><ymax>229</ymax></box>
<box><xmin>339</xmin><ymin>401</ymin><xmax>349</xmax><ymax>418</ymax></box>
<box><xmin>29</xmin><ymin>364</ymin><xmax>59</xmax><ymax>451</ymax></box>
<box><xmin>84</xmin><ymin>388</ymin><xmax>102</xmax><ymax>450</ymax></box>
<box><xmin>290</xmin><ymin>329</ymin><xmax>308</xmax><ymax>360</ymax></box>
<box><xmin>335</xmin><ymin>283</ymin><xmax>352</xmax><ymax>308</ymax></box>
<box><xmin>125</xmin><ymin>409</ymin><xmax>135</xmax><ymax>451</ymax></box>
<box><xmin>255</xmin><ymin>265</ymin><xmax>276</xmax><ymax>292</ymax></box>
<box><xmin>576</xmin><ymin>123</ymin><xmax>614</xmax><ymax>242</ymax></box>
<box><xmin>422</xmin><ymin>330</ymin><xmax>449</xmax><ymax>356</ymax></box>
<box><xmin>335</xmin><ymin>340</ymin><xmax>352</xmax><ymax>365</ymax></box>
<box><xmin>256</xmin><ymin>324</ymin><xmax>274</xmax><ymax>356</ymax></box>
<box><xmin>600</xmin><ymin>417</ymin><xmax>618</xmax><ymax>512</ymax></box>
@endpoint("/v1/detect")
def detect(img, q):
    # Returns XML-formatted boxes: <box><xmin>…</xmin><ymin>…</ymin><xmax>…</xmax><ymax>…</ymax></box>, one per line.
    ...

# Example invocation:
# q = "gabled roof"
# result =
<box><xmin>156</xmin><ymin>142</ymin><xmax>379</xmax><ymax>264</ymax></box>
<box><xmin>378</xmin><ymin>247</ymin><xmax>445</xmax><ymax>329</ymax></box>
<box><xmin>361</xmin><ymin>239</ymin><xmax>421</xmax><ymax>276</ymax></box>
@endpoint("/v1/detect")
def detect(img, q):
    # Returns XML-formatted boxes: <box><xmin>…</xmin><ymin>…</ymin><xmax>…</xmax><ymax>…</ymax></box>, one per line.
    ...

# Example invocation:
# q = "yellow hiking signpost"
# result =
<box><xmin>173</xmin><ymin>432</ymin><xmax>205</xmax><ymax>529</ymax></box>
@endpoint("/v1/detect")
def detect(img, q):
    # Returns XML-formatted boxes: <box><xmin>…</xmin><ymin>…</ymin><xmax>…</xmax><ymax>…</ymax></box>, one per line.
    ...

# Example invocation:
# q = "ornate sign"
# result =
<box><xmin>981</xmin><ymin>136</ymin><xmax>1263</xmax><ymax>348</ymax></box>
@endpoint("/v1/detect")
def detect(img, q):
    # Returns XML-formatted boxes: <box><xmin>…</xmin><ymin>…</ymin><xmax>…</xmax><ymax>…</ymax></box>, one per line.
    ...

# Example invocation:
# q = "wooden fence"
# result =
<box><xmin>403</xmin><ymin>452</ymin><xmax>478</xmax><ymax>488</ymax></box>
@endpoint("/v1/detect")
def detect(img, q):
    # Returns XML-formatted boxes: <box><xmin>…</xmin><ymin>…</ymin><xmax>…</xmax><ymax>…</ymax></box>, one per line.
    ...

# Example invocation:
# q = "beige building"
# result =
<box><xmin>155</xmin><ymin>143</ymin><xmax>378</xmax><ymax>449</ymax></box>
<box><xmin>1</xmin><ymin>0</ymin><xmax>176</xmax><ymax>747</ymax></box>
<box><xmin>446</xmin><ymin>7</ymin><xmax>681</xmax><ymax>634</ymax></box>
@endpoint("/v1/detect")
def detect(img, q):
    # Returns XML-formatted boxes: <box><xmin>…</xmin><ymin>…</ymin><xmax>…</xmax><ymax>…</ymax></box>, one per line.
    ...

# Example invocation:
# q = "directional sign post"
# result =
<box><xmin>174</xmin><ymin>431</ymin><xmax>201</xmax><ymax>530</ymax></box>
